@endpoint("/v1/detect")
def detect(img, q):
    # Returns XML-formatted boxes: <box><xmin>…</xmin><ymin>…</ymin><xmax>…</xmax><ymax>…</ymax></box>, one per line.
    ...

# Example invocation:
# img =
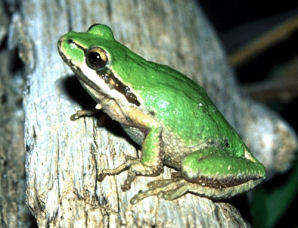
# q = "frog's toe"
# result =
<box><xmin>97</xmin><ymin>172</ymin><xmax>106</xmax><ymax>181</ymax></box>
<box><xmin>121</xmin><ymin>170</ymin><xmax>136</xmax><ymax>191</ymax></box>
<box><xmin>130</xmin><ymin>178</ymin><xmax>188</xmax><ymax>204</ymax></box>
<box><xmin>158</xmin><ymin>184</ymin><xmax>188</xmax><ymax>200</ymax></box>
<box><xmin>130</xmin><ymin>188</ymin><xmax>158</xmax><ymax>204</ymax></box>
<box><xmin>147</xmin><ymin>178</ymin><xmax>178</xmax><ymax>188</ymax></box>
<box><xmin>154</xmin><ymin>178</ymin><xmax>188</xmax><ymax>200</ymax></box>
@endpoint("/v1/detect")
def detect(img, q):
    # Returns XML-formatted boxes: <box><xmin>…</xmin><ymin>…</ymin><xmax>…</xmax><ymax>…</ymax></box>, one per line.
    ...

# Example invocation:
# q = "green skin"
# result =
<box><xmin>57</xmin><ymin>24</ymin><xmax>266</xmax><ymax>204</ymax></box>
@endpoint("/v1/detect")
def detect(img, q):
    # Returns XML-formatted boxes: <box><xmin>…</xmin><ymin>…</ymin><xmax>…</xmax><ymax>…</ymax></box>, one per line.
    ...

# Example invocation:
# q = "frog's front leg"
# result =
<box><xmin>98</xmin><ymin>109</ymin><xmax>164</xmax><ymax>191</ymax></box>
<box><xmin>131</xmin><ymin>147</ymin><xmax>266</xmax><ymax>204</ymax></box>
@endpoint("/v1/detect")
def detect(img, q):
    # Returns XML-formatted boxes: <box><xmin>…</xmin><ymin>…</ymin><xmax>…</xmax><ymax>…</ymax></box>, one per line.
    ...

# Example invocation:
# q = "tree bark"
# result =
<box><xmin>0</xmin><ymin>1</ymin><xmax>34</xmax><ymax>227</ymax></box>
<box><xmin>1</xmin><ymin>0</ymin><xmax>296</xmax><ymax>227</ymax></box>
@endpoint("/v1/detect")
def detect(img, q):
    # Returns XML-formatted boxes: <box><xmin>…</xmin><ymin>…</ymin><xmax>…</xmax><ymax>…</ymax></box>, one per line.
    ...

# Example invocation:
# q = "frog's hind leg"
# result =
<box><xmin>179</xmin><ymin>147</ymin><xmax>266</xmax><ymax>199</ymax></box>
<box><xmin>130</xmin><ymin>147</ymin><xmax>266</xmax><ymax>203</ymax></box>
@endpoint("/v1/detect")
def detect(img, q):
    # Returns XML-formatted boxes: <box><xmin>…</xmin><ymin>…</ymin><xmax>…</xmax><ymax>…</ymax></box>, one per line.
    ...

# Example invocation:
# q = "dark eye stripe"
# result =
<box><xmin>97</xmin><ymin>70</ymin><xmax>140</xmax><ymax>106</ymax></box>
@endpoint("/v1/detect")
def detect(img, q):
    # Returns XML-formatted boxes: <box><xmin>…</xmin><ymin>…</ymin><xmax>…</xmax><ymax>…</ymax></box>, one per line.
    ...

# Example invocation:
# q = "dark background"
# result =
<box><xmin>199</xmin><ymin>1</ymin><xmax>298</xmax><ymax>227</ymax></box>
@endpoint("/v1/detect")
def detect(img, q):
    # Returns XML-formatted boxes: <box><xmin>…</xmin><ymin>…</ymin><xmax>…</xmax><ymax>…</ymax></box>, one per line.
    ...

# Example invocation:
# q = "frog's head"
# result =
<box><xmin>57</xmin><ymin>24</ymin><xmax>140</xmax><ymax>106</ymax></box>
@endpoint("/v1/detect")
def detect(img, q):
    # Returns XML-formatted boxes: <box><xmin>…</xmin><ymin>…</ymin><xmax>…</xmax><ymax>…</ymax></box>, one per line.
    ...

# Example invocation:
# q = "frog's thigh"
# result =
<box><xmin>181</xmin><ymin>148</ymin><xmax>265</xmax><ymax>199</ymax></box>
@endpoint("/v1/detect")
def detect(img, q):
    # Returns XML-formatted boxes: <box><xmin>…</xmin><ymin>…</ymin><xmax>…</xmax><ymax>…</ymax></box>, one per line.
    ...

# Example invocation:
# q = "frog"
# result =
<box><xmin>57</xmin><ymin>24</ymin><xmax>266</xmax><ymax>204</ymax></box>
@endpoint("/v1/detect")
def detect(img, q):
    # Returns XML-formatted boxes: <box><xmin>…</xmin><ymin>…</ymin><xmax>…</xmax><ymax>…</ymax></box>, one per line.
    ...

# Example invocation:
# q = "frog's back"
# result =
<box><xmin>135</xmin><ymin>62</ymin><xmax>246</xmax><ymax>157</ymax></box>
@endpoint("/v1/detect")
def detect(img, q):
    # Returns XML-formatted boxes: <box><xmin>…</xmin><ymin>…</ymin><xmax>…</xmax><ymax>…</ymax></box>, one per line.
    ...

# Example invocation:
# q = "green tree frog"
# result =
<box><xmin>57</xmin><ymin>24</ymin><xmax>266</xmax><ymax>204</ymax></box>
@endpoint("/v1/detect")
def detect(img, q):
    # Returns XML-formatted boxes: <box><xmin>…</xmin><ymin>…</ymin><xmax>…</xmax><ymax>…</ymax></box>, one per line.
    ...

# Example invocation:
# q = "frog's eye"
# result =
<box><xmin>86</xmin><ymin>47</ymin><xmax>108</xmax><ymax>70</ymax></box>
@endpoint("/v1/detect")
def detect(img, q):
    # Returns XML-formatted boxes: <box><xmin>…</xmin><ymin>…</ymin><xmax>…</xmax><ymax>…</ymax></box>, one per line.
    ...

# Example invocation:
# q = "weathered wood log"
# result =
<box><xmin>1</xmin><ymin>0</ymin><xmax>296</xmax><ymax>227</ymax></box>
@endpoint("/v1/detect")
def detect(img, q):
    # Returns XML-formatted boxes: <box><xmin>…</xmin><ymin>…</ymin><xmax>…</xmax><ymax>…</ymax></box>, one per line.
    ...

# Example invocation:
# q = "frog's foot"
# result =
<box><xmin>130</xmin><ymin>178</ymin><xmax>190</xmax><ymax>204</ymax></box>
<box><xmin>98</xmin><ymin>155</ymin><xmax>163</xmax><ymax>192</ymax></box>
<box><xmin>97</xmin><ymin>155</ymin><xmax>135</xmax><ymax>182</ymax></box>
<box><xmin>70</xmin><ymin>104</ymin><xmax>102</xmax><ymax>120</ymax></box>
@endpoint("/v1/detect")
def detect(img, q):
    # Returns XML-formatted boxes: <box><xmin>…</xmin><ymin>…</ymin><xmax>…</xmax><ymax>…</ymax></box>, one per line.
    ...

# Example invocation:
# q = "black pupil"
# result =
<box><xmin>87</xmin><ymin>51</ymin><xmax>106</xmax><ymax>69</ymax></box>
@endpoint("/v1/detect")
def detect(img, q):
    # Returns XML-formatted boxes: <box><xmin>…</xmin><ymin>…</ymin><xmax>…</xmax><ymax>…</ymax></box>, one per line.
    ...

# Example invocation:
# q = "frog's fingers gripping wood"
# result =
<box><xmin>70</xmin><ymin>106</ymin><xmax>102</xmax><ymax>120</ymax></box>
<box><xmin>98</xmin><ymin>156</ymin><xmax>139</xmax><ymax>191</ymax></box>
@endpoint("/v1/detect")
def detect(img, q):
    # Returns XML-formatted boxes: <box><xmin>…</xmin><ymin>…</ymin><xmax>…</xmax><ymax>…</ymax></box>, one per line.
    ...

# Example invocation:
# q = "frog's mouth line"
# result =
<box><xmin>58</xmin><ymin>38</ymin><xmax>141</xmax><ymax>107</ymax></box>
